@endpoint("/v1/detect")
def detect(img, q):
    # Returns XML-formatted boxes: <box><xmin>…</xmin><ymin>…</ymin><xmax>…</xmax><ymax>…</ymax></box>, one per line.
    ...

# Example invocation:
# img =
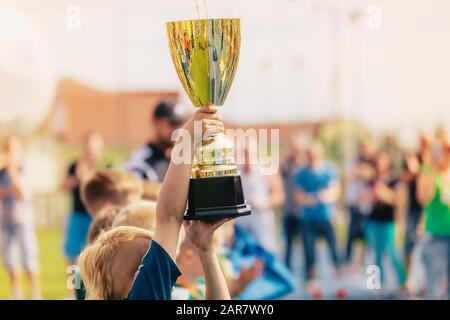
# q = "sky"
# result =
<box><xmin>3</xmin><ymin>0</ymin><xmax>450</xmax><ymax>147</ymax></box>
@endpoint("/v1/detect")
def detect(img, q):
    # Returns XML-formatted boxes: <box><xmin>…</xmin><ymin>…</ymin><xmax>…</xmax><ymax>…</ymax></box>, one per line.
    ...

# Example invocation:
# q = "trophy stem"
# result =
<box><xmin>193</xmin><ymin>125</ymin><xmax>238</xmax><ymax>178</ymax></box>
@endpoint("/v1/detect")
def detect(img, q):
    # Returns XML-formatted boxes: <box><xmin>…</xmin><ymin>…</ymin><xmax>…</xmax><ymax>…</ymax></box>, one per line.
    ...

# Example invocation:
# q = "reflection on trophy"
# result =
<box><xmin>166</xmin><ymin>18</ymin><xmax>251</xmax><ymax>220</ymax></box>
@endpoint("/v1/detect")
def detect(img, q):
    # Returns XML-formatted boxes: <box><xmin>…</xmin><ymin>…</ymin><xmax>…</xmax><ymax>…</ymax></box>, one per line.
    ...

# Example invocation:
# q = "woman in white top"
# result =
<box><xmin>235</xmin><ymin>143</ymin><xmax>285</xmax><ymax>253</ymax></box>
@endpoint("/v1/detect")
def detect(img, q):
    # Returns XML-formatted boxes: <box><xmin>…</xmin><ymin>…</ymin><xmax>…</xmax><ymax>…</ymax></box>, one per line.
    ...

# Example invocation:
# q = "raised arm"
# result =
<box><xmin>184</xmin><ymin>219</ymin><xmax>231</xmax><ymax>300</ymax></box>
<box><xmin>372</xmin><ymin>180</ymin><xmax>401</xmax><ymax>207</ymax></box>
<box><xmin>200</xmin><ymin>250</ymin><xmax>231</xmax><ymax>300</ymax></box>
<box><xmin>416</xmin><ymin>172</ymin><xmax>435</xmax><ymax>206</ymax></box>
<box><xmin>154</xmin><ymin>106</ymin><xmax>223</xmax><ymax>259</ymax></box>
<box><xmin>229</xmin><ymin>260</ymin><xmax>264</xmax><ymax>298</ymax></box>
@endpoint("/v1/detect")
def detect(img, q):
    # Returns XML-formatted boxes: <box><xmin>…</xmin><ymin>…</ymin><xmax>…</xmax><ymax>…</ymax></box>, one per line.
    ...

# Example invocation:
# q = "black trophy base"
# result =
<box><xmin>184</xmin><ymin>175</ymin><xmax>251</xmax><ymax>220</ymax></box>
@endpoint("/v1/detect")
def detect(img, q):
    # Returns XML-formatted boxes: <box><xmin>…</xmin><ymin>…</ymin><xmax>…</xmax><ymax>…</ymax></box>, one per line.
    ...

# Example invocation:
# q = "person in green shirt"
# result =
<box><xmin>417</xmin><ymin>140</ymin><xmax>450</xmax><ymax>299</ymax></box>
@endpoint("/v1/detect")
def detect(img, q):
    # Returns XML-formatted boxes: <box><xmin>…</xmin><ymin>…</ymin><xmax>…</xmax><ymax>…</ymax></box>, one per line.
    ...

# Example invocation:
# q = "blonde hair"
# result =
<box><xmin>112</xmin><ymin>200</ymin><xmax>157</xmax><ymax>232</ymax></box>
<box><xmin>141</xmin><ymin>181</ymin><xmax>161</xmax><ymax>201</ymax></box>
<box><xmin>81</xmin><ymin>170</ymin><xmax>143</xmax><ymax>216</ymax></box>
<box><xmin>79</xmin><ymin>226</ymin><xmax>152</xmax><ymax>300</ymax></box>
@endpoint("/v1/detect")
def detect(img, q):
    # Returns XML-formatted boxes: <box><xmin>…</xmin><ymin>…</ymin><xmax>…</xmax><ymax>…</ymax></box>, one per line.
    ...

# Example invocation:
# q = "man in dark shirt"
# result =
<box><xmin>125</xmin><ymin>101</ymin><xmax>188</xmax><ymax>182</ymax></box>
<box><xmin>400</xmin><ymin>152</ymin><xmax>423</xmax><ymax>277</ymax></box>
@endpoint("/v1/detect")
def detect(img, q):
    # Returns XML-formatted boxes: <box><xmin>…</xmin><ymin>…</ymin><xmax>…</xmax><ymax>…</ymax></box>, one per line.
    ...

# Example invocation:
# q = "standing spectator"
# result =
<box><xmin>61</xmin><ymin>132</ymin><xmax>104</xmax><ymax>271</ymax></box>
<box><xmin>0</xmin><ymin>137</ymin><xmax>41</xmax><ymax>300</ymax></box>
<box><xmin>418</xmin><ymin>132</ymin><xmax>435</xmax><ymax>168</ymax></box>
<box><xmin>363</xmin><ymin>151</ymin><xmax>406</xmax><ymax>290</ymax></box>
<box><xmin>400</xmin><ymin>152</ymin><xmax>422</xmax><ymax>283</ymax></box>
<box><xmin>294</xmin><ymin>142</ymin><xmax>346</xmax><ymax>299</ymax></box>
<box><xmin>344</xmin><ymin>140</ymin><xmax>377</xmax><ymax>271</ymax></box>
<box><xmin>125</xmin><ymin>101</ymin><xmax>187</xmax><ymax>182</ymax></box>
<box><xmin>417</xmin><ymin>139</ymin><xmax>450</xmax><ymax>299</ymax></box>
<box><xmin>382</xmin><ymin>133</ymin><xmax>404</xmax><ymax>178</ymax></box>
<box><xmin>280</xmin><ymin>136</ymin><xmax>304</xmax><ymax>269</ymax></box>
<box><xmin>236</xmin><ymin>142</ymin><xmax>285</xmax><ymax>253</ymax></box>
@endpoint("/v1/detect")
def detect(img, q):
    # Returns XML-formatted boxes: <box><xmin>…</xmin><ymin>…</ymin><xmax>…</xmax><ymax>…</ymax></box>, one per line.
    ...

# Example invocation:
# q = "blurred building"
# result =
<box><xmin>50</xmin><ymin>78</ymin><xmax>178</xmax><ymax>146</ymax></box>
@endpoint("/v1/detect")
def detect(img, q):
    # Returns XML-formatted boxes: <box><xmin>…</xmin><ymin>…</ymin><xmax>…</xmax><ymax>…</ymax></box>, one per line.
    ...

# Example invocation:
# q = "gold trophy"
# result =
<box><xmin>166</xmin><ymin>18</ymin><xmax>251</xmax><ymax>220</ymax></box>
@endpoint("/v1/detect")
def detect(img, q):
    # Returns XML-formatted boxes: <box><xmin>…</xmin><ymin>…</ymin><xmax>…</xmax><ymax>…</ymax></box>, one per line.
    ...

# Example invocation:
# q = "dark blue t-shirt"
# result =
<box><xmin>128</xmin><ymin>241</ymin><xmax>181</xmax><ymax>300</ymax></box>
<box><xmin>294</xmin><ymin>162</ymin><xmax>339</xmax><ymax>222</ymax></box>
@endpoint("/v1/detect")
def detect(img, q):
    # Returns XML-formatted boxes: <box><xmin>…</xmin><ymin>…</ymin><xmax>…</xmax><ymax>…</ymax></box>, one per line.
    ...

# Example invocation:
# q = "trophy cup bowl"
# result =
<box><xmin>166</xmin><ymin>18</ymin><xmax>251</xmax><ymax>220</ymax></box>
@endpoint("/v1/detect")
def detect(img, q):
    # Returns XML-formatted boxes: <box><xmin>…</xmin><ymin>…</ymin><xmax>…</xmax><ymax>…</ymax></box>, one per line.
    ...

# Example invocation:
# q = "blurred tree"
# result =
<box><xmin>318</xmin><ymin>119</ymin><xmax>372</xmax><ymax>168</ymax></box>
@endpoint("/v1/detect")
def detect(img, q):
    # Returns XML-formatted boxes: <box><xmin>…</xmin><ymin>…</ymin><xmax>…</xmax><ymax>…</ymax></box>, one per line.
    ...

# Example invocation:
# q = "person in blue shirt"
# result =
<box><xmin>79</xmin><ymin>106</ymin><xmax>231</xmax><ymax>300</ymax></box>
<box><xmin>294</xmin><ymin>142</ymin><xmax>347</xmax><ymax>299</ymax></box>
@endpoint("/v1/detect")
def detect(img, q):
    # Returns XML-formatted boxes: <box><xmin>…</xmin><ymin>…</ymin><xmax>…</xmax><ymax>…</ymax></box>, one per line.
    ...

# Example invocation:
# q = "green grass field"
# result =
<box><xmin>0</xmin><ymin>229</ymin><xmax>69</xmax><ymax>300</ymax></box>
<box><xmin>0</xmin><ymin>221</ymin><xmax>404</xmax><ymax>300</ymax></box>
<box><xmin>0</xmin><ymin>223</ymin><xmax>348</xmax><ymax>300</ymax></box>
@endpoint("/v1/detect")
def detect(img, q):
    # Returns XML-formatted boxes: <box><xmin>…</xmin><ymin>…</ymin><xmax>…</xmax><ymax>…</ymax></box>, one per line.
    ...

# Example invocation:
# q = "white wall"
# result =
<box><xmin>10</xmin><ymin>0</ymin><xmax>450</xmax><ymax>146</ymax></box>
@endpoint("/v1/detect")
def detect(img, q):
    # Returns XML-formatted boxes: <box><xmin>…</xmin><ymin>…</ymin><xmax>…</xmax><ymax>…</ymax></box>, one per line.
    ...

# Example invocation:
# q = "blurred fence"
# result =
<box><xmin>34</xmin><ymin>192</ymin><xmax>70</xmax><ymax>229</ymax></box>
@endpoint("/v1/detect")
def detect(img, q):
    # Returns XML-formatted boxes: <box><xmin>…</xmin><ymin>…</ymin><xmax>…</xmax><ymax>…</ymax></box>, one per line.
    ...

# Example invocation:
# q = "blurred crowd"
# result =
<box><xmin>0</xmin><ymin>100</ymin><xmax>449</xmax><ymax>300</ymax></box>
<box><xmin>280</xmin><ymin>125</ymin><xmax>450</xmax><ymax>299</ymax></box>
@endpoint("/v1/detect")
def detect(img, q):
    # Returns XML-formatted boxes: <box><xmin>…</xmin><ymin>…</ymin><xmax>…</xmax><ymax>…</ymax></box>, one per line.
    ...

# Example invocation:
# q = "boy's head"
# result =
<box><xmin>79</xmin><ymin>226</ymin><xmax>152</xmax><ymax>300</ymax></box>
<box><xmin>81</xmin><ymin>170</ymin><xmax>143</xmax><ymax>216</ymax></box>
<box><xmin>87</xmin><ymin>206</ymin><xmax>121</xmax><ymax>243</ymax></box>
<box><xmin>112</xmin><ymin>200</ymin><xmax>157</xmax><ymax>232</ymax></box>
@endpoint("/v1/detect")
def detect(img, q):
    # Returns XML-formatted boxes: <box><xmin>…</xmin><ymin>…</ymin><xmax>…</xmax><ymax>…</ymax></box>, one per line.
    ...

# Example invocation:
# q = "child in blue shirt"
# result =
<box><xmin>79</xmin><ymin>106</ymin><xmax>231</xmax><ymax>300</ymax></box>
